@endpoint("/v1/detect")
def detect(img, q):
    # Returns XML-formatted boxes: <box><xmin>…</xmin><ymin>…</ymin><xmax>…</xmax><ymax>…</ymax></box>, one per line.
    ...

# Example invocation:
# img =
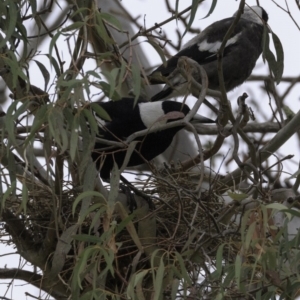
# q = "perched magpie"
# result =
<box><xmin>91</xmin><ymin>98</ymin><xmax>214</xmax><ymax>181</ymax></box>
<box><xmin>149</xmin><ymin>6</ymin><xmax>268</xmax><ymax>101</ymax></box>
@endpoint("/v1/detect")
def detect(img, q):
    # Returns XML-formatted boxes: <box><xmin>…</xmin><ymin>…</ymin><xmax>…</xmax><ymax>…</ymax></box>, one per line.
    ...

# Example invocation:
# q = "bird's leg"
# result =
<box><xmin>119</xmin><ymin>182</ymin><xmax>137</xmax><ymax>213</ymax></box>
<box><xmin>120</xmin><ymin>175</ymin><xmax>155</xmax><ymax>210</ymax></box>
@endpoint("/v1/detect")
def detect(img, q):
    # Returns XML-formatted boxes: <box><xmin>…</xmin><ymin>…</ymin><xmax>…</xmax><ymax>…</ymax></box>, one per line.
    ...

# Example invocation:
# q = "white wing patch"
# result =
<box><xmin>198</xmin><ymin>32</ymin><xmax>242</xmax><ymax>53</ymax></box>
<box><xmin>139</xmin><ymin>102</ymin><xmax>164</xmax><ymax>128</ymax></box>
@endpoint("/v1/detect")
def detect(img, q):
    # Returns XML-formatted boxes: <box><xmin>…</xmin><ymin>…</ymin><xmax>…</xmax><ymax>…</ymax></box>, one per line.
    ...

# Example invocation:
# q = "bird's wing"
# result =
<box><xmin>92</xmin><ymin>98</ymin><xmax>148</xmax><ymax>140</ymax></box>
<box><xmin>92</xmin><ymin>98</ymin><xmax>143</xmax><ymax>121</ymax></box>
<box><xmin>149</xmin><ymin>17</ymin><xmax>247</xmax><ymax>83</ymax></box>
<box><xmin>92</xmin><ymin>99</ymin><xmax>130</xmax><ymax>120</ymax></box>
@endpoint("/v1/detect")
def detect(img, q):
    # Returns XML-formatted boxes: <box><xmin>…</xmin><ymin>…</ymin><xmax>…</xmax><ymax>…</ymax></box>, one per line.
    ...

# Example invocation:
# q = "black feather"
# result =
<box><xmin>91</xmin><ymin>98</ymin><xmax>194</xmax><ymax>181</ymax></box>
<box><xmin>92</xmin><ymin>98</ymin><xmax>189</xmax><ymax>180</ymax></box>
<box><xmin>149</xmin><ymin>6</ymin><xmax>268</xmax><ymax>101</ymax></box>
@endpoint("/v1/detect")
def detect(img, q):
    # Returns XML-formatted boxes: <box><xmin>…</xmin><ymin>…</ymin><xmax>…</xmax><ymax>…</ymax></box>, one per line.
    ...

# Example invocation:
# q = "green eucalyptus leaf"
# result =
<box><xmin>62</xmin><ymin>22</ymin><xmax>84</xmax><ymax>32</ymax></box>
<box><xmin>99</xmin><ymin>12</ymin><xmax>122</xmax><ymax>30</ymax></box>
<box><xmin>202</xmin><ymin>0</ymin><xmax>218</xmax><ymax>19</ymax></box>
<box><xmin>147</xmin><ymin>40</ymin><xmax>167</xmax><ymax>67</ymax></box>
<box><xmin>49</xmin><ymin>31</ymin><xmax>61</xmax><ymax>61</ymax></box>
<box><xmin>183</xmin><ymin>0</ymin><xmax>199</xmax><ymax>37</ymax></box>
<box><xmin>70</xmin><ymin>115</ymin><xmax>79</xmax><ymax>161</ymax></box>
<box><xmin>132</xmin><ymin>64</ymin><xmax>141</xmax><ymax>102</ymax></box>
<box><xmin>45</xmin><ymin>54</ymin><xmax>61</xmax><ymax>76</ymax></box>
<box><xmin>33</xmin><ymin>60</ymin><xmax>50</xmax><ymax>91</ymax></box>
<box><xmin>0</xmin><ymin>2</ymin><xmax>17</xmax><ymax>48</ymax></box>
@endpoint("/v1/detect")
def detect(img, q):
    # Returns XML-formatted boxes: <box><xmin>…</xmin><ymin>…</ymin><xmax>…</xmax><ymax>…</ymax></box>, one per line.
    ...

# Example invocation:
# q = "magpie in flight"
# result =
<box><xmin>91</xmin><ymin>98</ymin><xmax>214</xmax><ymax>181</ymax></box>
<box><xmin>149</xmin><ymin>6</ymin><xmax>268</xmax><ymax>101</ymax></box>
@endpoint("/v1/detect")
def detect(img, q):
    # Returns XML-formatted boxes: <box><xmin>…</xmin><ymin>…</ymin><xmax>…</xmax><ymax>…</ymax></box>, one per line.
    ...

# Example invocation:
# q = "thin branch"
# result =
<box><xmin>22</xmin><ymin>0</ymin><xmax>54</xmax><ymax>21</ymax></box>
<box><xmin>0</xmin><ymin>268</ymin><xmax>68</xmax><ymax>299</ymax></box>
<box><xmin>119</xmin><ymin>0</ymin><xmax>205</xmax><ymax>49</ymax></box>
<box><xmin>271</xmin><ymin>0</ymin><xmax>300</xmax><ymax>30</ymax></box>
<box><xmin>221</xmin><ymin>109</ymin><xmax>300</xmax><ymax>191</ymax></box>
<box><xmin>193</xmin><ymin>121</ymin><xmax>281</xmax><ymax>135</ymax></box>
<box><xmin>248</xmin><ymin>74</ymin><xmax>300</xmax><ymax>82</ymax></box>
<box><xmin>0</xmin><ymin>268</ymin><xmax>42</xmax><ymax>288</ymax></box>
<box><xmin>217</xmin><ymin>0</ymin><xmax>245</xmax><ymax>107</ymax></box>
<box><xmin>1</xmin><ymin>210</ymin><xmax>46</xmax><ymax>269</ymax></box>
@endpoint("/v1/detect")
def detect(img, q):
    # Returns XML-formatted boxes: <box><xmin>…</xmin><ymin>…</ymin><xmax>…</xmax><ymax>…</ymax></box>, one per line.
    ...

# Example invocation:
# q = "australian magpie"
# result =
<box><xmin>91</xmin><ymin>98</ymin><xmax>214</xmax><ymax>181</ymax></box>
<box><xmin>149</xmin><ymin>6</ymin><xmax>268</xmax><ymax>101</ymax></box>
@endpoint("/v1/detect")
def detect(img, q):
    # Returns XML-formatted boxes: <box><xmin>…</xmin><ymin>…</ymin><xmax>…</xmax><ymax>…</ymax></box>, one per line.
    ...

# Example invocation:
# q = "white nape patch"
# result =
<box><xmin>198</xmin><ymin>32</ymin><xmax>241</xmax><ymax>53</ymax></box>
<box><xmin>235</xmin><ymin>6</ymin><xmax>264</xmax><ymax>25</ymax></box>
<box><xmin>139</xmin><ymin>101</ymin><xmax>164</xmax><ymax>128</ymax></box>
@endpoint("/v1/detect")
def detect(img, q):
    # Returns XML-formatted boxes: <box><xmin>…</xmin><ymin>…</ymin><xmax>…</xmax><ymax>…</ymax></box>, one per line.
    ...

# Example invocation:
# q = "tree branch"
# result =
<box><xmin>0</xmin><ymin>268</ymin><xmax>68</xmax><ymax>299</ymax></box>
<box><xmin>221</xmin><ymin>109</ymin><xmax>300</xmax><ymax>191</ymax></box>
<box><xmin>1</xmin><ymin>210</ymin><xmax>46</xmax><ymax>269</ymax></box>
<box><xmin>193</xmin><ymin>121</ymin><xmax>281</xmax><ymax>135</ymax></box>
<box><xmin>0</xmin><ymin>268</ymin><xmax>42</xmax><ymax>288</ymax></box>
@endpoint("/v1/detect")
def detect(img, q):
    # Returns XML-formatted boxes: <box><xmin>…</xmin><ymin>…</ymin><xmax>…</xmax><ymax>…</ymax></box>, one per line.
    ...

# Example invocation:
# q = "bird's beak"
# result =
<box><xmin>191</xmin><ymin>114</ymin><xmax>216</xmax><ymax>124</ymax></box>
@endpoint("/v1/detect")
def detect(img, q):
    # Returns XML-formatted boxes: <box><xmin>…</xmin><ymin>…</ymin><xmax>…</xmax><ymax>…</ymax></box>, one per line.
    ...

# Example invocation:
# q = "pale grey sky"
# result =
<box><xmin>1</xmin><ymin>0</ymin><xmax>299</xmax><ymax>298</ymax></box>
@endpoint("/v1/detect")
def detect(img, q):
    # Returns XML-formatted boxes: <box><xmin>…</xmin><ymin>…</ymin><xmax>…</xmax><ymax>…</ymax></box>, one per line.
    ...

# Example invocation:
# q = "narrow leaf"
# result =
<box><xmin>147</xmin><ymin>40</ymin><xmax>167</xmax><ymax>67</ymax></box>
<box><xmin>95</xmin><ymin>14</ymin><xmax>114</xmax><ymax>44</ymax></box>
<box><xmin>0</xmin><ymin>3</ymin><xmax>17</xmax><ymax>48</ymax></box>
<box><xmin>175</xmin><ymin>252</ymin><xmax>192</xmax><ymax>285</ymax></box>
<box><xmin>235</xmin><ymin>254</ymin><xmax>242</xmax><ymax>289</ymax></box>
<box><xmin>227</xmin><ymin>191</ymin><xmax>248</xmax><ymax>201</ymax></box>
<box><xmin>183</xmin><ymin>0</ymin><xmax>199</xmax><ymax>37</ymax></box>
<box><xmin>1</xmin><ymin>181</ymin><xmax>16</xmax><ymax>211</ymax></box>
<box><xmin>120</xmin><ymin>141</ymin><xmax>139</xmax><ymax>173</ymax></box>
<box><xmin>153</xmin><ymin>258</ymin><xmax>164</xmax><ymax>300</ymax></box>
<box><xmin>70</xmin><ymin>115</ymin><xmax>79</xmax><ymax>161</ymax></box>
<box><xmin>34</xmin><ymin>60</ymin><xmax>50</xmax><ymax>91</ymax></box>
<box><xmin>115</xmin><ymin>202</ymin><xmax>143</xmax><ymax>251</ymax></box>
<box><xmin>262</xmin><ymin>26</ymin><xmax>284</xmax><ymax>84</ymax></box>
<box><xmin>108</xmin><ymin>162</ymin><xmax>120</xmax><ymax>207</ymax></box>
<box><xmin>45</xmin><ymin>54</ymin><xmax>61</xmax><ymax>76</ymax></box>
<box><xmin>90</xmin><ymin>102</ymin><xmax>112</xmax><ymax>122</ymax></box>
<box><xmin>202</xmin><ymin>0</ymin><xmax>218</xmax><ymax>19</ymax></box>
<box><xmin>24</xmin><ymin>104</ymin><xmax>47</xmax><ymax>147</ymax></box>
<box><xmin>49</xmin><ymin>31</ymin><xmax>61</xmax><ymax>61</ymax></box>
<box><xmin>20</xmin><ymin>182</ymin><xmax>28</xmax><ymax>214</ymax></box>
<box><xmin>132</xmin><ymin>64</ymin><xmax>141</xmax><ymax>102</ymax></box>
<box><xmin>245</xmin><ymin>222</ymin><xmax>256</xmax><ymax>250</ymax></box>
<box><xmin>171</xmin><ymin>278</ymin><xmax>180</xmax><ymax>300</ymax></box>
<box><xmin>72</xmin><ymin>190</ymin><xmax>105</xmax><ymax>215</ymax></box>
<box><xmin>271</xmin><ymin>31</ymin><xmax>284</xmax><ymax>84</ymax></box>
<box><xmin>62</xmin><ymin>22</ymin><xmax>84</xmax><ymax>32</ymax></box>
<box><xmin>215</xmin><ymin>243</ymin><xmax>225</xmax><ymax>278</ymax></box>
<box><xmin>99</xmin><ymin>12</ymin><xmax>122</xmax><ymax>30</ymax></box>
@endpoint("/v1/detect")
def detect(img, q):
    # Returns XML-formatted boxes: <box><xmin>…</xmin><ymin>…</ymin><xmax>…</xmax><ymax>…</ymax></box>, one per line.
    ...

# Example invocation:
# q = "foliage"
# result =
<box><xmin>0</xmin><ymin>0</ymin><xmax>299</xmax><ymax>299</ymax></box>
